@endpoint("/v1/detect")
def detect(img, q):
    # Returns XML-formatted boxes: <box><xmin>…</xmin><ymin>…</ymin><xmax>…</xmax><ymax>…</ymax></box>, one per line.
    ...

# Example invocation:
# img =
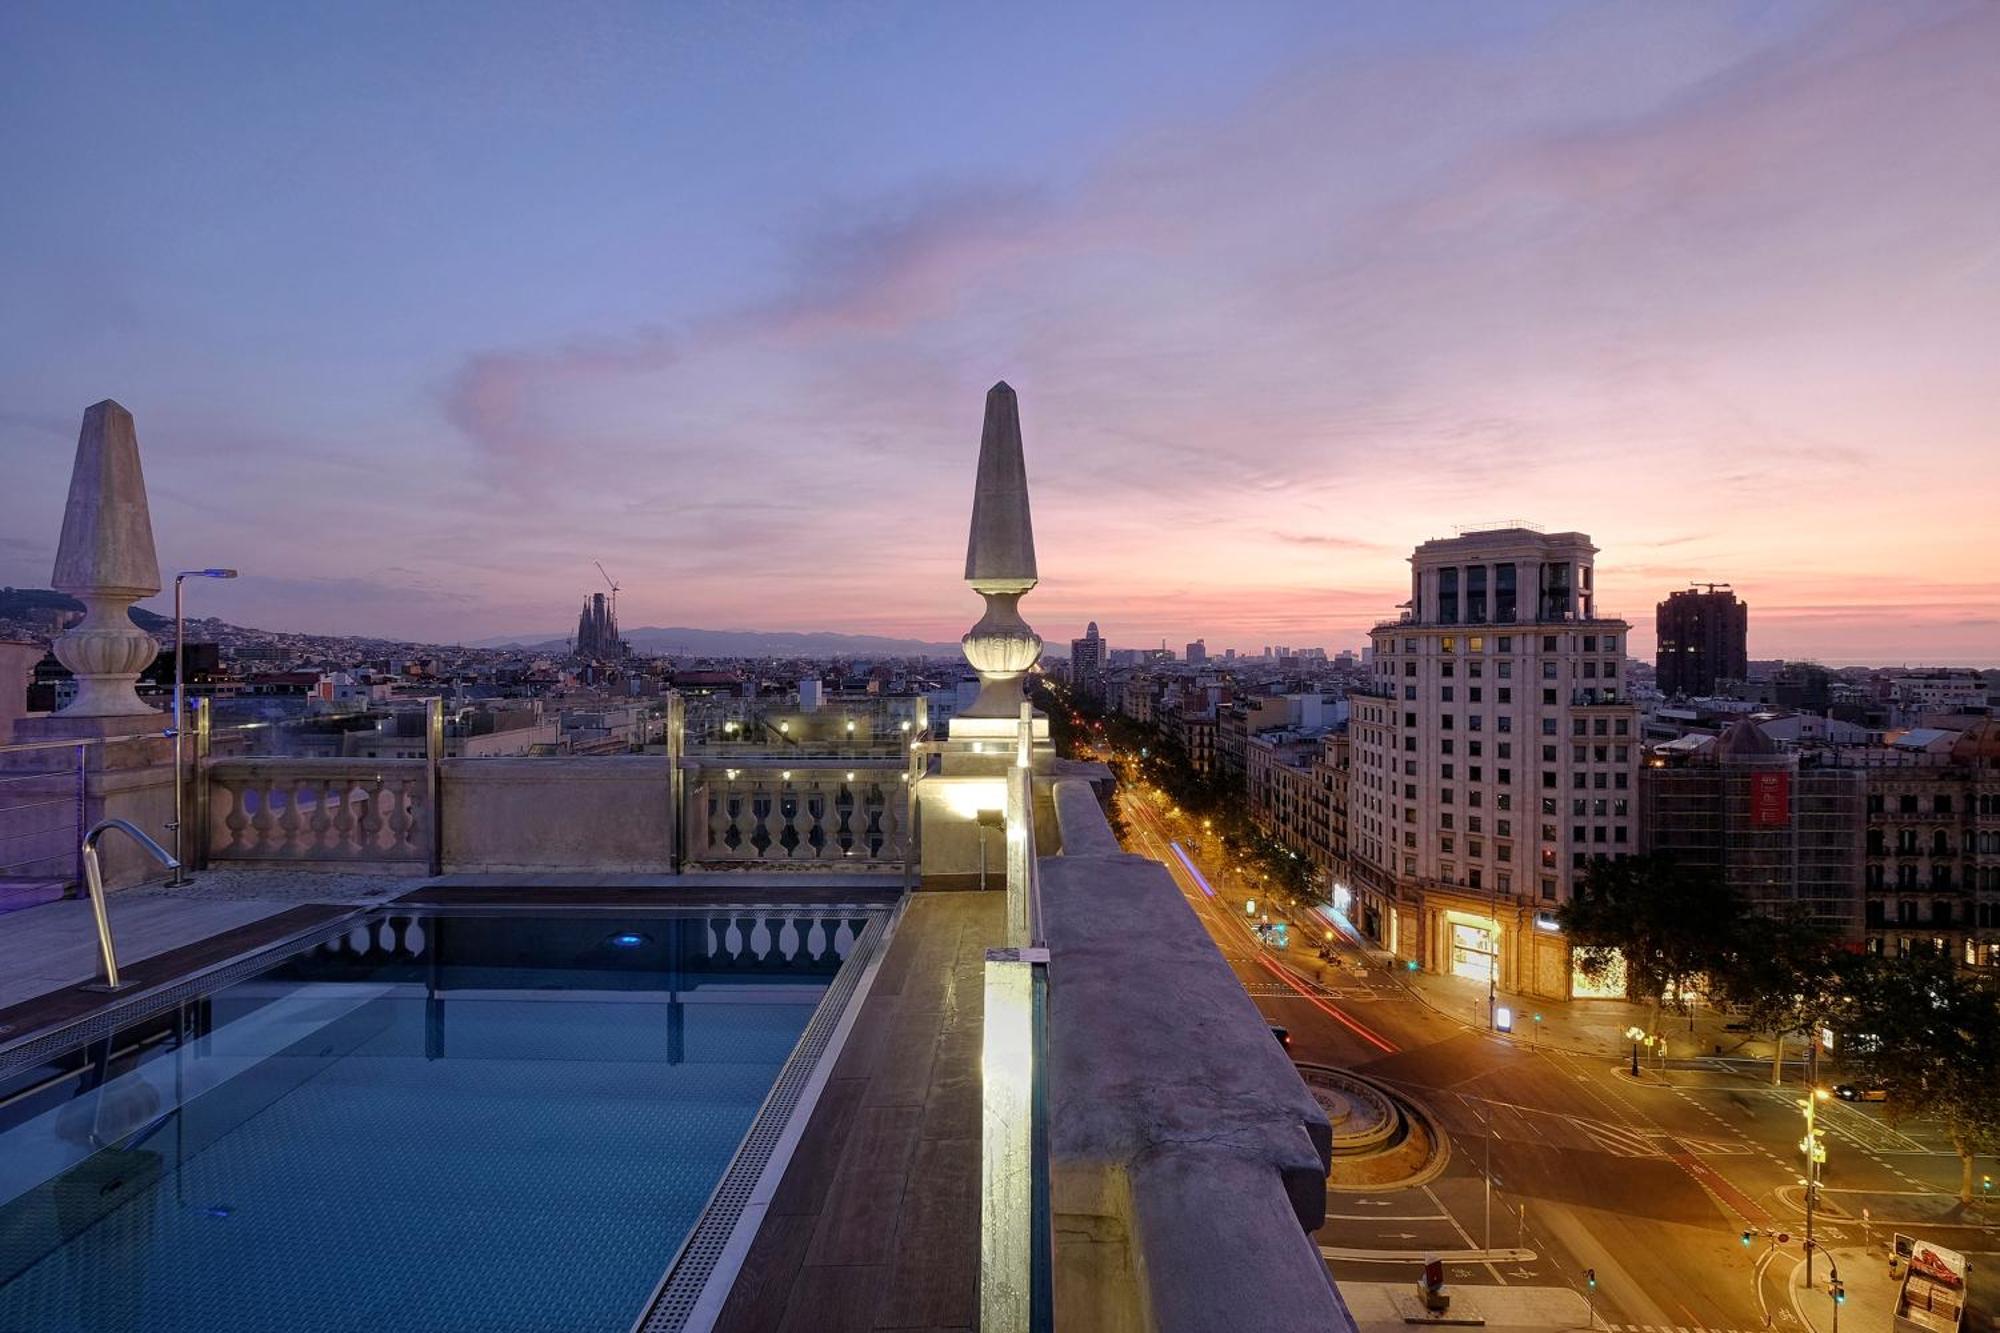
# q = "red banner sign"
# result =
<box><xmin>1749</xmin><ymin>770</ymin><xmax>1791</xmax><ymax>827</ymax></box>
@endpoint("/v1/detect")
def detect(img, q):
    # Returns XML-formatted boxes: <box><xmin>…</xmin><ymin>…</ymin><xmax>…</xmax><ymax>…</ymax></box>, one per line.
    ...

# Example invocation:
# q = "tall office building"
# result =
<box><xmin>1186</xmin><ymin>638</ymin><xmax>1207</xmax><ymax>666</ymax></box>
<box><xmin>1347</xmin><ymin>527</ymin><xmax>1640</xmax><ymax>999</ymax></box>
<box><xmin>1656</xmin><ymin>584</ymin><xmax>1748</xmax><ymax>697</ymax></box>
<box><xmin>1069</xmin><ymin>621</ymin><xmax>1107</xmax><ymax>702</ymax></box>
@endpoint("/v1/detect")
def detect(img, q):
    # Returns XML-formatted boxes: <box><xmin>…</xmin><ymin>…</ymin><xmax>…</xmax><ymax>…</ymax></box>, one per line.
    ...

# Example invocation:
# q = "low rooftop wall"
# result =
<box><xmin>440</xmin><ymin>756</ymin><xmax>671</xmax><ymax>873</ymax></box>
<box><xmin>193</xmin><ymin>754</ymin><xmax>921</xmax><ymax>879</ymax></box>
<box><xmin>1042</xmin><ymin>778</ymin><xmax>1351</xmax><ymax>1333</ymax></box>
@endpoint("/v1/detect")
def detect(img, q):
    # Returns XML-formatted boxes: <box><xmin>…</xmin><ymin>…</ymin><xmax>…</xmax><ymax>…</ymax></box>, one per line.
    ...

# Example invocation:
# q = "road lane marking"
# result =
<box><xmin>1670</xmin><ymin>1150</ymin><xmax>1772</xmax><ymax>1225</ymax></box>
<box><xmin>1326</xmin><ymin>1212</ymin><xmax>1452</xmax><ymax>1221</ymax></box>
<box><xmin>1320</xmin><ymin>1245</ymin><xmax>1537</xmax><ymax>1263</ymax></box>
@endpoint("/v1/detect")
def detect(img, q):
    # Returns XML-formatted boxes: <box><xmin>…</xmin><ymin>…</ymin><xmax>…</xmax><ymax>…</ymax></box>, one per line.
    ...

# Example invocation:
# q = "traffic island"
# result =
<box><xmin>1298</xmin><ymin>1063</ymin><xmax>1452</xmax><ymax>1192</ymax></box>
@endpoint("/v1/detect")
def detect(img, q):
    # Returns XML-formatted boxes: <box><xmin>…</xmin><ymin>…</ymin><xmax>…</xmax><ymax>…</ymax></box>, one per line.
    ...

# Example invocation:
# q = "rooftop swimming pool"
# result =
<box><xmin>0</xmin><ymin>904</ymin><xmax>888</xmax><ymax>1333</ymax></box>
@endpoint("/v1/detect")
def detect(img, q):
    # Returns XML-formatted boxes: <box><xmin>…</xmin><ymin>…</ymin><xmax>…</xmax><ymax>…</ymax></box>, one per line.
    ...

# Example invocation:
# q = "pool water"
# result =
<box><xmin>0</xmin><ymin>910</ymin><xmax>854</xmax><ymax>1333</ymax></box>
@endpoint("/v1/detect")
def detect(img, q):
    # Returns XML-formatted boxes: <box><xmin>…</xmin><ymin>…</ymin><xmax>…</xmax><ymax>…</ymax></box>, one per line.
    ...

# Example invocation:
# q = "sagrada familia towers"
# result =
<box><xmin>574</xmin><ymin>591</ymin><xmax>622</xmax><ymax>659</ymax></box>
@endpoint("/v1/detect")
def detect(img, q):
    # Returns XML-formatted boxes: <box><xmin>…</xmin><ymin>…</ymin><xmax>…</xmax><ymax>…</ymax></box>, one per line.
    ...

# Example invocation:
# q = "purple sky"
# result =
<box><xmin>2</xmin><ymin>2</ymin><xmax>1996</xmax><ymax>663</ymax></box>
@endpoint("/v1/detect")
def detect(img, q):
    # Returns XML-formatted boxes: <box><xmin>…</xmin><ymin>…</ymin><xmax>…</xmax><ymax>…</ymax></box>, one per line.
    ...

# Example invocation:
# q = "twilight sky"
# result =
<box><xmin>2</xmin><ymin>2</ymin><xmax>1996</xmax><ymax>664</ymax></box>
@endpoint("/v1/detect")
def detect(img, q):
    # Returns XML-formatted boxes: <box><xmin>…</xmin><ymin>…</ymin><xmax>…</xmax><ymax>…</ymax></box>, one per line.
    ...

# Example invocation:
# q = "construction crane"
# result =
<box><xmin>594</xmin><ymin>560</ymin><xmax>620</xmax><ymax>623</ymax></box>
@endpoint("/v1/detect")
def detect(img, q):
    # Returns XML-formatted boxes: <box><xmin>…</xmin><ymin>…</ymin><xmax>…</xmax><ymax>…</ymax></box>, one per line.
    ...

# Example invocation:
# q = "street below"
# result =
<box><xmin>1112</xmin><ymin>777</ymin><xmax>1998</xmax><ymax>1333</ymax></box>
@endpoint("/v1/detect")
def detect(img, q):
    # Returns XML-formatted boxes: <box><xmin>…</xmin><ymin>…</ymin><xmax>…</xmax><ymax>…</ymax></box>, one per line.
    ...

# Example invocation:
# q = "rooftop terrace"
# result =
<box><xmin>0</xmin><ymin>385</ymin><xmax>1354</xmax><ymax>1332</ymax></box>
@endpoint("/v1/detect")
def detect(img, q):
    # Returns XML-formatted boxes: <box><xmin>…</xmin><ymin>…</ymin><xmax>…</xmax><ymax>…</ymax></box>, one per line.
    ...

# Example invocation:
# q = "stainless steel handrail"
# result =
<box><xmin>80</xmin><ymin>818</ymin><xmax>180</xmax><ymax>991</ymax></box>
<box><xmin>0</xmin><ymin>727</ymin><xmax>170</xmax><ymax>757</ymax></box>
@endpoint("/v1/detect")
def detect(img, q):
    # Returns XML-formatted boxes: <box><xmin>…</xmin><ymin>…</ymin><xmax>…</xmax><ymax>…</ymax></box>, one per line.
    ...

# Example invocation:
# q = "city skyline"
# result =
<box><xmin>4</xmin><ymin>2</ymin><xmax>1998</xmax><ymax>664</ymax></box>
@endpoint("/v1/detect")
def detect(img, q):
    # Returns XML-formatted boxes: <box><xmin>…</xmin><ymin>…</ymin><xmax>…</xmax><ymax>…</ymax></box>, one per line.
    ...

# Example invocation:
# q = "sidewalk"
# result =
<box><xmin>1285</xmin><ymin>900</ymin><xmax>1785</xmax><ymax>1070</ymax></box>
<box><xmin>1164</xmin><ymin>824</ymin><xmax>1783</xmax><ymax>1072</ymax></box>
<box><xmin>1791</xmin><ymin>1245</ymin><xmax>1895</xmax><ymax>1333</ymax></box>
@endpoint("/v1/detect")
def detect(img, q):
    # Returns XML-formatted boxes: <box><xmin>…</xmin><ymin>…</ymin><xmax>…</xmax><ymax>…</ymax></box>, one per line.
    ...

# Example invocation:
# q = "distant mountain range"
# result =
<box><xmin>472</xmin><ymin>625</ymin><xmax>965</xmax><ymax>658</ymax></box>
<box><xmin>0</xmin><ymin>587</ymin><xmax>170</xmax><ymax>633</ymax></box>
<box><xmin>3</xmin><ymin>587</ymin><xmax>963</xmax><ymax>660</ymax></box>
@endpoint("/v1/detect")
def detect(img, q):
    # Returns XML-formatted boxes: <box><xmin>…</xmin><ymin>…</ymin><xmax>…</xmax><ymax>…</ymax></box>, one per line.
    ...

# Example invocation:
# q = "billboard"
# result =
<box><xmin>1749</xmin><ymin>770</ymin><xmax>1791</xmax><ymax>827</ymax></box>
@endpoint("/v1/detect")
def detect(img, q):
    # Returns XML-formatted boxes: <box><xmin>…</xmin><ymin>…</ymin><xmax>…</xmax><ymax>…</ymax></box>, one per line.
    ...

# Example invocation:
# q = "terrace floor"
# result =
<box><xmin>714</xmin><ymin>889</ymin><xmax>1003</xmax><ymax>1333</ymax></box>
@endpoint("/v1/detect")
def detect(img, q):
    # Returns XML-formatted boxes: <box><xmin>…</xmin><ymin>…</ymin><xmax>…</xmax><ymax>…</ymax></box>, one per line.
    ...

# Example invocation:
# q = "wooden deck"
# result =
<box><xmin>714</xmin><ymin>890</ymin><xmax>1004</xmax><ymax>1333</ymax></box>
<box><xmin>0</xmin><ymin>903</ymin><xmax>352</xmax><ymax>1041</ymax></box>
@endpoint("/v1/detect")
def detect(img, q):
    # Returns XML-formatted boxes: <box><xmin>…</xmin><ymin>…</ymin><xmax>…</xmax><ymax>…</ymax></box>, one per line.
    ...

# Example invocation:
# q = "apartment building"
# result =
<box><xmin>1858</xmin><ymin>720</ymin><xmax>2000</xmax><ymax>967</ymax></box>
<box><xmin>1244</xmin><ymin>729</ymin><xmax>1350</xmax><ymax>900</ymax></box>
<box><xmin>1161</xmin><ymin>706</ymin><xmax>1218</xmax><ymax>777</ymax></box>
<box><xmin>1347</xmin><ymin>527</ymin><xmax>1641</xmax><ymax>999</ymax></box>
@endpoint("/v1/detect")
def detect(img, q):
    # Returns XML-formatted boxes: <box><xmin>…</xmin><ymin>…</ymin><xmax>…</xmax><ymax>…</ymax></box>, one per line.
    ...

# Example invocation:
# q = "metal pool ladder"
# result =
<box><xmin>80</xmin><ymin>818</ymin><xmax>180</xmax><ymax>992</ymax></box>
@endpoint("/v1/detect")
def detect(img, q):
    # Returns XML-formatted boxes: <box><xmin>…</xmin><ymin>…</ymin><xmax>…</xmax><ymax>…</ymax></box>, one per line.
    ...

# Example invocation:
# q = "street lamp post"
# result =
<box><xmin>1801</xmin><ymin>1030</ymin><xmax>1829</xmax><ymax>1286</ymax></box>
<box><xmin>168</xmin><ymin>568</ymin><xmax>236</xmax><ymax>886</ymax></box>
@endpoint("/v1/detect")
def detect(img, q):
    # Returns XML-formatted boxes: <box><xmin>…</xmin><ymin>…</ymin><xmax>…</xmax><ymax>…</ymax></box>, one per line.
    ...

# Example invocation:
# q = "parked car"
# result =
<box><xmin>1834</xmin><ymin>1083</ymin><xmax>1888</xmax><ymax>1102</ymax></box>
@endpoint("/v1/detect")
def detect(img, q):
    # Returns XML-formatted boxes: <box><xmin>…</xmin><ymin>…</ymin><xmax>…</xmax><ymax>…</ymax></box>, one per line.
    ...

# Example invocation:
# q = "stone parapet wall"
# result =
<box><xmin>1041</xmin><ymin>778</ymin><xmax>1353</xmax><ymax>1333</ymax></box>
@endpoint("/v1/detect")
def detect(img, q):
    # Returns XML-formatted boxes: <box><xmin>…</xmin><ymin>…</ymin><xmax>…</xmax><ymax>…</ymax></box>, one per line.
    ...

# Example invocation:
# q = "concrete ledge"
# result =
<box><xmin>1053</xmin><ymin>777</ymin><xmax>1122</xmax><ymax>857</ymax></box>
<box><xmin>1040</xmin><ymin>800</ymin><xmax>1351</xmax><ymax>1333</ymax></box>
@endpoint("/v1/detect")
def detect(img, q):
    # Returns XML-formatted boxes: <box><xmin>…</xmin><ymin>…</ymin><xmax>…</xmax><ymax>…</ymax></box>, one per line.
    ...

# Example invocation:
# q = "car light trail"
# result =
<box><xmin>1312</xmin><ymin>903</ymin><xmax>1364</xmax><ymax>947</ymax></box>
<box><xmin>1168</xmin><ymin>841</ymin><xmax>1214</xmax><ymax>896</ymax></box>
<box><xmin>1142</xmin><ymin>802</ymin><xmax>1395</xmax><ymax>1054</ymax></box>
<box><xmin>1252</xmin><ymin>949</ymin><xmax>1398</xmax><ymax>1054</ymax></box>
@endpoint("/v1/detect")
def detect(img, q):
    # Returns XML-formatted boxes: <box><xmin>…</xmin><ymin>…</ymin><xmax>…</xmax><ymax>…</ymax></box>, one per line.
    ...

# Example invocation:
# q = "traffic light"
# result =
<box><xmin>1984</xmin><ymin>1174</ymin><xmax>1993</xmax><ymax>1193</ymax></box>
<box><xmin>1832</xmin><ymin>1280</ymin><xmax>1846</xmax><ymax>1305</ymax></box>
<box><xmin>1741</xmin><ymin>1230</ymin><xmax>1755</xmax><ymax>1247</ymax></box>
<box><xmin>1586</xmin><ymin>1269</ymin><xmax>1597</xmax><ymax>1290</ymax></box>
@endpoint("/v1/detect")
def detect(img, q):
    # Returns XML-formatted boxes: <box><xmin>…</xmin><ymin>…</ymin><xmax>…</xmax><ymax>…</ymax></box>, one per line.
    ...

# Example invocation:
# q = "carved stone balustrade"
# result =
<box><xmin>207</xmin><ymin>759</ymin><xmax>430</xmax><ymax>866</ymax></box>
<box><xmin>685</xmin><ymin>762</ymin><xmax>910</xmax><ymax>868</ymax></box>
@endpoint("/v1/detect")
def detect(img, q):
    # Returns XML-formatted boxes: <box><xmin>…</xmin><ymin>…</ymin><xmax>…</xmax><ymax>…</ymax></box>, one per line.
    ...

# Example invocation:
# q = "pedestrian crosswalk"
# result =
<box><xmin>1760</xmin><ymin>1089</ymin><xmax>1930</xmax><ymax>1154</ymax></box>
<box><xmin>1412</xmin><ymin>1089</ymin><xmax>1756</xmax><ymax>1159</ymax></box>
<box><xmin>1246</xmin><ymin>979</ymin><xmax>1381</xmax><ymax>1002</ymax></box>
<box><xmin>1604</xmin><ymin>1324</ymin><xmax>1775</xmax><ymax>1333</ymax></box>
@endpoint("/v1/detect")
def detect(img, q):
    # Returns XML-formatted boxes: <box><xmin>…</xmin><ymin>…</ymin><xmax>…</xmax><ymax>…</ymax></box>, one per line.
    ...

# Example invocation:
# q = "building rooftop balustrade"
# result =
<box><xmin>1371</xmin><ymin>611</ymin><xmax>1631</xmax><ymax>633</ymax></box>
<box><xmin>0</xmin><ymin>706</ymin><xmax>920</xmax><ymax>887</ymax></box>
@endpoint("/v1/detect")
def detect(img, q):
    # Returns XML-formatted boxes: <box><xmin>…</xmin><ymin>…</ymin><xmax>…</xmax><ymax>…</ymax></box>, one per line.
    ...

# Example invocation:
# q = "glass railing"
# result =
<box><xmin>684</xmin><ymin>696</ymin><xmax>927</xmax><ymax>758</ymax></box>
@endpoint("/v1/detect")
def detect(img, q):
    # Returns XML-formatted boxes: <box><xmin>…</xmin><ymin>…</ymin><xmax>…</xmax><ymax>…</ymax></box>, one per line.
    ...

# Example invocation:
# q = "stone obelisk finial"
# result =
<box><xmin>960</xmin><ymin>381</ymin><xmax>1043</xmax><ymax>718</ymax></box>
<box><xmin>50</xmin><ymin>400</ymin><xmax>162</xmax><ymax>716</ymax></box>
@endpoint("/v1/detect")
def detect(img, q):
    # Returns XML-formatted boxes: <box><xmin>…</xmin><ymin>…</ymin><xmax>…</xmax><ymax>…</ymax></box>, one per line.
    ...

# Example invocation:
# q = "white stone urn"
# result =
<box><xmin>962</xmin><ymin>583</ymin><xmax>1044</xmax><ymax>719</ymax></box>
<box><xmin>52</xmin><ymin>593</ymin><xmax>161</xmax><ymax>716</ymax></box>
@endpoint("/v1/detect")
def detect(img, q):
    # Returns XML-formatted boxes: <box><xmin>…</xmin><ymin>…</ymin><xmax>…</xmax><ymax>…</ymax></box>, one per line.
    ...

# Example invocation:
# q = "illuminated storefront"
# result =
<box><xmin>1444</xmin><ymin>910</ymin><xmax>1499</xmax><ymax>983</ymax></box>
<box><xmin>1569</xmin><ymin>946</ymin><xmax>1627</xmax><ymax>998</ymax></box>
